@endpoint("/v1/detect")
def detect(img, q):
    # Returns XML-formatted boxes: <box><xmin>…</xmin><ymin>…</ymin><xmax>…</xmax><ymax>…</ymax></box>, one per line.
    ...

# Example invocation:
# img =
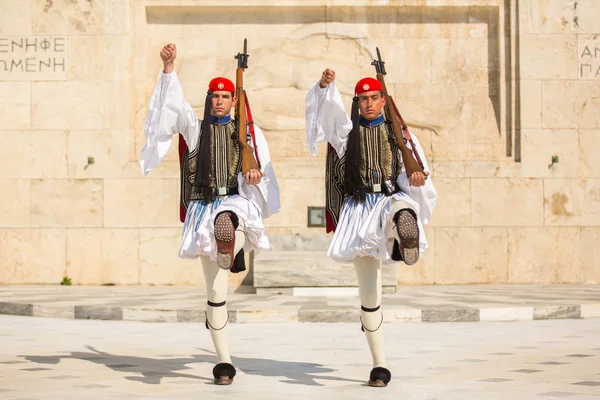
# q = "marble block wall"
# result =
<box><xmin>0</xmin><ymin>0</ymin><xmax>598</xmax><ymax>286</ymax></box>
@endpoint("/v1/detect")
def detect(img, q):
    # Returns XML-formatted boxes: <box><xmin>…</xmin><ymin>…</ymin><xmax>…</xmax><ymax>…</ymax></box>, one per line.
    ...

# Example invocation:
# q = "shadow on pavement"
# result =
<box><xmin>21</xmin><ymin>345</ymin><xmax>363</xmax><ymax>386</ymax></box>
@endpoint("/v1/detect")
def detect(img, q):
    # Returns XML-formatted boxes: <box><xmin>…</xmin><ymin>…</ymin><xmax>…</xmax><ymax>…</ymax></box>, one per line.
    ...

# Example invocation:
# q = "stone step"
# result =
<box><xmin>253</xmin><ymin>250</ymin><xmax>398</xmax><ymax>289</ymax></box>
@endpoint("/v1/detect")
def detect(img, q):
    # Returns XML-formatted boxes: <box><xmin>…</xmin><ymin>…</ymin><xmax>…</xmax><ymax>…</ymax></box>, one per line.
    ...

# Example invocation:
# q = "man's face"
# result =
<box><xmin>211</xmin><ymin>91</ymin><xmax>237</xmax><ymax>118</ymax></box>
<box><xmin>358</xmin><ymin>90</ymin><xmax>385</xmax><ymax>120</ymax></box>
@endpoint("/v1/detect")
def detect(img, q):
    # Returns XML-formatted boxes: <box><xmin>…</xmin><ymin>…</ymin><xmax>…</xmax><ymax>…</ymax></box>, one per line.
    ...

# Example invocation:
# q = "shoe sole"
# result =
<box><xmin>214</xmin><ymin>212</ymin><xmax>235</xmax><ymax>270</ymax></box>
<box><xmin>396</xmin><ymin>209</ymin><xmax>419</xmax><ymax>266</ymax></box>
<box><xmin>367</xmin><ymin>379</ymin><xmax>387</xmax><ymax>387</ymax></box>
<box><xmin>214</xmin><ymin>376</ymin><xmax>233</xmax><ymax>385</ymax></box>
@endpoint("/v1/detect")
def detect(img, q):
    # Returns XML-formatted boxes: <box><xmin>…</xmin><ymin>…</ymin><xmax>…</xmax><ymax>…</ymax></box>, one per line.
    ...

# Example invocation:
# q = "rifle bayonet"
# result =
<box><xmin>371</xmin><ymin>46</ymin><xmax>386</xmax><ymax>76</ymax></box>
<box><xmin>235</xmin><ymin>38</ymin><xmax>249</xmax><ymax>70</ymax></box>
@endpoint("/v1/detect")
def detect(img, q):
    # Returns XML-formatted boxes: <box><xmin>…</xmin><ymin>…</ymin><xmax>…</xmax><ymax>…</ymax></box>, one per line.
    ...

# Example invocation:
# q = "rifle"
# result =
<box><xmin>234</xmin><ymin>38</ymin><xmax>260</xmax><ymax>174</ymax></box>
<box><xmin>371</xmin><ymin>47</ymin><xmax>425</xmax><ymax>178</ymax></box>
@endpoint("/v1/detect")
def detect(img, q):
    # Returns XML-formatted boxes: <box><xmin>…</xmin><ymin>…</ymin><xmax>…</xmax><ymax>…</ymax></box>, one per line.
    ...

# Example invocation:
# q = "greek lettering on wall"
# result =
<box><xmin>579</xmin><ymin>35</ymin><xmax>600</xmax><ymax>80</ymax></box>
<box><xmin>0</xmin><ymin>37</ymin><xmax>68</xmax><ymax>80</ymax></box>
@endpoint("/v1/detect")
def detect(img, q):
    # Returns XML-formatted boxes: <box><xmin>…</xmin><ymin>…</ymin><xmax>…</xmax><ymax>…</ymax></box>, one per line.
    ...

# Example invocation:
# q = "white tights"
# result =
<box><xmin>201</xmin><ymin>221</ymin><xmax>246</xmax><ymax>364</ymax></box>
<box><xmin>354</xmin><ymin>256</ymin><xmax>387</xmax><ymax>368</ymax></box>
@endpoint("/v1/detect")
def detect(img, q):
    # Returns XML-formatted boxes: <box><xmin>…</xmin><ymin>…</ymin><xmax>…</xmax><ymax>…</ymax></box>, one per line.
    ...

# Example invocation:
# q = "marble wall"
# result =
<box><xmin>0</xmin><ymin>0</ymin><xmax>598</xmax><ymax>286</ymax></box>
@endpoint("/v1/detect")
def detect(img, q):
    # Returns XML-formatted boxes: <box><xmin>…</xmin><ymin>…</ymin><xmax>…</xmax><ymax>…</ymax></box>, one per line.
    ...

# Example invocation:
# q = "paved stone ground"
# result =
<box><xmin>1</xmin><ymin>315</ymin><xmax>600</xmax><ymax>399</ymax></box>
<box><xmin>1</xmin><ymin>285</ymin><xmax>600</xmax><ymax>323</ymax></box>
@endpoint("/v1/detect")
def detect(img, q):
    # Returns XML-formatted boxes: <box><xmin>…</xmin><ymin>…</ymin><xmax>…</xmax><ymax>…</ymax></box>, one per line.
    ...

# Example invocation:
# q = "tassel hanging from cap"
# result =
<box><xmin>344</xmin><ymin>96</ymin><xmax>365</xmax><ymax>203</ymax></box>
<box><xmin>194</xmin><ymin>91</ymin><xmax>215</xmax><ymax>202</ymax></box>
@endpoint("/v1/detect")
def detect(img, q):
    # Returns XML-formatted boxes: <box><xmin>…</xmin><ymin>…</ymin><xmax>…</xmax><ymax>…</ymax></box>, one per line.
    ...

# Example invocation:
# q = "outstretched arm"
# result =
<box><xmin>304</xmin><ymin>68</ymin><xmax>353</xmax><ymax>158</ymax></box>
<box><xmin>139</xmin><ymin>43</ymin><xmax>199</xmax><ymax>175</ymax></box>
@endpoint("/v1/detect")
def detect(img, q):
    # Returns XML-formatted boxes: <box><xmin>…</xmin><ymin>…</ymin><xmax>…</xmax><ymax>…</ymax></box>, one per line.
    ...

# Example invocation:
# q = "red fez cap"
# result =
<box><xmin>354</xmin><ymin>77</ymin><xmax>382</xmax><ymax>95</ymax></box>
<box><xmin>208</xmin><ymin>77</ymin><xmax>235</xmax><ymax>93</ymax></box>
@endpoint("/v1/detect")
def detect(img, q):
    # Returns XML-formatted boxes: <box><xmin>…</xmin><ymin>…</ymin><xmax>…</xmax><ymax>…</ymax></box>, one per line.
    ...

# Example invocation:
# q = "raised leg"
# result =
<box><xmin>387</xmin><ymin>199</ymin><xmax>420</xmax><ymax>265</ymax></box>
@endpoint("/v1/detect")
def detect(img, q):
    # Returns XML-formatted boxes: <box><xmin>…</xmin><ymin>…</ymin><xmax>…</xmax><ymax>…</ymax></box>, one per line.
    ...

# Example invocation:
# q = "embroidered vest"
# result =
<box><xmin>180</xmin><ymin>119</ymin><xmax>241</xmax><ymax>207</ymax></box>
<box><xmin>325</xmin><ymin>117</ymin><xmax>403</xmax><ymax>232</ymax></box>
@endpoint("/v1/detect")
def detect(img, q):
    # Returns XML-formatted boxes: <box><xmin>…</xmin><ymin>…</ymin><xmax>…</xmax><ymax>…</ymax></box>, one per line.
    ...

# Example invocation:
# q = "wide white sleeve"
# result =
<box><xmin>237</xmin><ymin>124</ymin><xmax>281</xmax><ymax>219</ymax></box>
<box><xmin>397</xmin><ymin>133</ymin><xmax>438</xmax><ymax>225</ymax></box>
<box><xmin>304</xmin><ymin>80</ymin><xmax>353</xmax><ymax>158</ymax></box>
<box><xmin>139</xmin><ymin>71</ymin><xmax>199</xmax><ymax>176</ymax></box>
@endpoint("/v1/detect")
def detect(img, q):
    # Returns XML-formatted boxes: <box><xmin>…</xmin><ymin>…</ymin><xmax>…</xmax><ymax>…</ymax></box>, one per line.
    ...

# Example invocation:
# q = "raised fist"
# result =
<box><xmin>320</xmin><ymin>68</ymin><xmax>335</xmax><ymax>88</ymax></box>
<box><xmin>160</xmin><ymin>43</ymin><xmax>177</xmax><ymax>64</ymax></box>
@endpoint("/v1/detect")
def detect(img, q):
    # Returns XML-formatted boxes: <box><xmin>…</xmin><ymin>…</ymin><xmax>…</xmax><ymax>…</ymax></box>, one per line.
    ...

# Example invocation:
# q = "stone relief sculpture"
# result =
<box><xmin>174</xmin><ymin>21</ymin><xmax>504</xmax><ymax>160</ymax></box>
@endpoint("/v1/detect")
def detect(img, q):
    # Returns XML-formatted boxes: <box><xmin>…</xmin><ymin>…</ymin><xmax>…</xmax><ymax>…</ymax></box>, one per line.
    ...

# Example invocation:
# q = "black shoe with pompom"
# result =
<box><xmin>368</xmin><ymin>367</ymin><xmax>391</xmax><ymax>387</ymax></box>
<box><xmin>213</xmin><ymin>362</ymin><xmax>236</xmax><ymax>385</ymax></box>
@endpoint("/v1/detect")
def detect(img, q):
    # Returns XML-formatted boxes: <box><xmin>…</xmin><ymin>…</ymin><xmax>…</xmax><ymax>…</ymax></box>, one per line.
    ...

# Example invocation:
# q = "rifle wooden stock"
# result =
<box><xmin>375</xmin><ymin>73</ymin><xmax>424</xmax><ymax>177</ymax></box>
<box><xmin>235</xmin><ymin>67</ymin><xmax>259</xmax><ymax>174</ymax></box>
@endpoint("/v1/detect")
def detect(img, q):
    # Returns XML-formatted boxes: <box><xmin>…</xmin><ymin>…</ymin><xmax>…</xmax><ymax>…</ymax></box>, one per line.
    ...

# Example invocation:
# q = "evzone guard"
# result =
<box><xmin>140</xmin><ymin>41</ymin><xmax>280</xmax><ymax>385</ymax></box>
<box><xmin>304</xmin><ymin>48</ymin><xmax>438</xmax><ymax>387</ymax></box>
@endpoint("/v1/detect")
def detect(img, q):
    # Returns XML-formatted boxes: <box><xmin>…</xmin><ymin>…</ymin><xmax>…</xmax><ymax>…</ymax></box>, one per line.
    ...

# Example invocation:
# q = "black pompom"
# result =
<box><xmin>213</xmin><ymin>363</ymin><xmax>236</xmax><ymax>379</ymax></box>
<box><xmin>391</xmin><ymin>240</ymin><xmax>403</xmax><ymax>262</ymax></box>
<box><xmin>369</xmin><ymin>367</ymin><xmax>391</xmax><ymax>384</ymax></box>
<box><xmin>230</xmin><ymin>249</ymin><xmax>246</xmax><ymax>273</ymax></box>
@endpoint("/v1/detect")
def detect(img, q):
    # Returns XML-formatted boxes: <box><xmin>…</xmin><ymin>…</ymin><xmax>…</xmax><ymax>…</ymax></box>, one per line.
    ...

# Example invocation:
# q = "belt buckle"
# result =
<box><xmin>217</xmin><ymin>187</ymin><xmax>227</xmax><ymax>196</ymax></box>
<box><xmin>372</xmin><ymin>183</ymin><xmax>381</xmax><ymax>193</ymax></box>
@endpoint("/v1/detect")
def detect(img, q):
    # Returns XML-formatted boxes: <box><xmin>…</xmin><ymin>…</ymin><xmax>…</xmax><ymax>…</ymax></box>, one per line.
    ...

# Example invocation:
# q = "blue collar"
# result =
<box><xmin>210</xmin><ymin>115</ymin><xmax>231</xmax><ymax>125</ymax></box>
<box><xmin>359</xmin><ymin>114</ymin><xmax>385</xmax><ymax>127</ymax></box>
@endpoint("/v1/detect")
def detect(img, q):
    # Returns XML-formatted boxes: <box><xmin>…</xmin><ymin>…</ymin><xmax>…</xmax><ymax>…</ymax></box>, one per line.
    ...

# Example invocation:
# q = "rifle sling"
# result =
<box><xmin>389</xmin><ymin>97</ymin><xmax>425</xmax><ymax>171</ymax></box>
<box><xmin>244</xmin><ymin>92</ymin><xmax>261</xmax><ymax>169</ymax></box>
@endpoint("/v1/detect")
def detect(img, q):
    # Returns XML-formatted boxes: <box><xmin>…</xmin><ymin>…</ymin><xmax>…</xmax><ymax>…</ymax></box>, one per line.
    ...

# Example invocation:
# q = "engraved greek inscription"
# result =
<box><xmin>53</xmin><ymin>57</ymin><xmax>65</xmax><ymax>72</ymax></box>
<box><xmin>11</xmin><ymin>39</ymin><xmax>23</xmax><ymax>52</ymax></box>
<box><xmin>39</xmin><ymin>58</ymin><xmax>51</xmax><ymax>71</ymax></box>
<box><xmin>0</xmin><ymin>36</ymin><xmax>68</xmax><ymax>79</ymax></box>
<box><xmin>25</xmin><ymin>57</ymin><xmax>36</xmax><ymax>72</ymax></box>
<box><xmin>579</xmin><ymin>40</ymin><xmax>600</xmax><ymax>79</ymax></box>
<box><xmin>54</xmin><ymin>38</ymin><xmax>65</xmax><ymax>52</ymax></box>
<box><xmin>1</xmin><ymin>57</ymin><xmax>66</xmax><ymax>73</ymax></box>
<box><xmin>581</xmin><ymin>46</ymin><xmax>592</xmax><ymax>58</ymax></box>
<box><xmin>10</xmin><ymin>59</ymin><xmax>22</xmax><ymax>71</ymax></box>
<box><xmin>40</xmin><ymin>39</ymin><xmax>51</xmax><ymax>52</ymax></box>
<box><xmin>25</xmin><ymin>38</ymin><xmax>37</xmax><ymax>52</ymax></box>
<box><xmin>581</xmin><ymin>64</ymin><xmax>592</xmax><ymax>77</ymax></box>
<box><xmin>580</xmin><ymin>45</ymin><xmax>600</xmax><ymax>59</ymax></box>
